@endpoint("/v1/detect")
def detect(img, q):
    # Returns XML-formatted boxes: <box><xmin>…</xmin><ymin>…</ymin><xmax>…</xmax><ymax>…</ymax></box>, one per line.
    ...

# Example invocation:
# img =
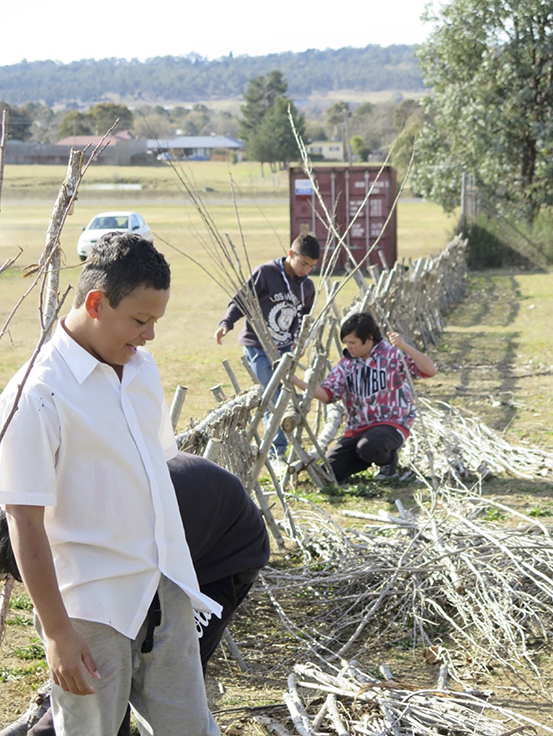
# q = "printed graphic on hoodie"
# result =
<box><xmin>321</xmin><ymin>340</ymin><xmax>424</xmax><ymax>437</ymax></box>
<box><xmin>266</xmin><ymin>292</ymin><xmax>300</xmax><ymax>346</ymax></box>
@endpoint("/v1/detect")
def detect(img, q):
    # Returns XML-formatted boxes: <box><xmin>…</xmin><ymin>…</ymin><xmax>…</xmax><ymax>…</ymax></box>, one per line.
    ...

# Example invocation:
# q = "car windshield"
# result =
<box><xmin>89</xmin><ymin>215</ymin><xmax>129</xmax><ymax>230</ymax></box>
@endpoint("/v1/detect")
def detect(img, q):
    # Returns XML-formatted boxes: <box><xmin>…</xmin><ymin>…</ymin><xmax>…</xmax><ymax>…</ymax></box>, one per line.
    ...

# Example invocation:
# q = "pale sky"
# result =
<box><xmin>2</xmin><ymin>0</ymin><xmax>435</xmax><ymax>67</ymax></box>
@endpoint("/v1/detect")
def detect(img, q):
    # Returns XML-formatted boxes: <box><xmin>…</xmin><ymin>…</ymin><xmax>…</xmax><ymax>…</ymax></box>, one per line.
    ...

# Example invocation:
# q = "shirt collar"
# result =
<box><xmin>342</xmin><ymin>339</ymin><xmax>386</xmax><ymax>362</ymax></box>
<box><xmin>52</xmin><ymin>319</ymin><xmax>144</xmax><ymax>385</ymax></box>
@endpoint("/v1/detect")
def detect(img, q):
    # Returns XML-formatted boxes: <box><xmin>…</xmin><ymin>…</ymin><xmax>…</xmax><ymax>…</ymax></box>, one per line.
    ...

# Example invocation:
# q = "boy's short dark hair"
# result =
<box><xmin>291</xmin><ymin>232</ymin><xmax>320</xmax><ymax>261</ymax></box>
<box><xmin>340</xmin><ymin>312</ymin><xmax>382</xmax><ymax>344</ymax></box>
<box><xmin>74</xmin><ymin>233</ymin><xmax>171</xmax><ymax>308</ymax></box>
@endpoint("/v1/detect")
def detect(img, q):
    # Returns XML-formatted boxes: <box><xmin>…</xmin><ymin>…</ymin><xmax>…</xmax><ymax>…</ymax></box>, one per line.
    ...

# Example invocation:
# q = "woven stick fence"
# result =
<box><xmin>346</xmin><ymin>235</ymin><xmax>468</xmax><ymax>350</ymax></box>
<box><xmin>279</xmin><ymin>236</ymin><xmax>467</xmax><ymax>486</ymax></box>
<box><xmin>172</xmin><ymin>235</ymin><xmax>468</xmax><ymax>492</ymax></box>
<box><xmin>160</xmin><ymin>234</ymin><xmax>475</xmax><ymax>555</ymax></box>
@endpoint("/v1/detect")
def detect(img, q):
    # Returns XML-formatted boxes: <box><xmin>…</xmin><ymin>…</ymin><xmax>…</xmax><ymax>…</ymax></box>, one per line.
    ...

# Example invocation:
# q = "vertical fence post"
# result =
<box><xmin>460</xmin><ymin>172</ymin><xmax>467</xmax><ymax>234</ymax></box>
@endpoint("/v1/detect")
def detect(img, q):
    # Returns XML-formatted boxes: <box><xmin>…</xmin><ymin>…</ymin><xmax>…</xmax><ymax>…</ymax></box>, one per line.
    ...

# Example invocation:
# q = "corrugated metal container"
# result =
<box><xmin>289</xmin><ymin>164</ymin><xmax>397</xmax><ymax>272</ymax></box>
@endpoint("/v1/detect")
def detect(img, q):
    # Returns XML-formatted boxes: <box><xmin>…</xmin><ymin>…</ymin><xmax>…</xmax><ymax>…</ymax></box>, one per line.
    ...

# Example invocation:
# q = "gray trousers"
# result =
<box><xmin>37</xmin><ymin>575</ymin><xmax>220</xmax><ymax>736</ymax></box>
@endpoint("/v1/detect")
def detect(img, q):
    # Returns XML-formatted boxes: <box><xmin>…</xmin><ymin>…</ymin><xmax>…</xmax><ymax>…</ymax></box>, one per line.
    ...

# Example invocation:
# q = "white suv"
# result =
<box><xmin>77</xmin><ymin>211</ymin><xmax>152</xmax><ymax>261</ymax></box>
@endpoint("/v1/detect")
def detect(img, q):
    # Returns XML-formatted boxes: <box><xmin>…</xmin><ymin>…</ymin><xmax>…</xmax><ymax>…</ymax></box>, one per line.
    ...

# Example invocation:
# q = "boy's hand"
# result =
<box><xmin>387</xmin><ymin>331</ymin><xmax>437</xmax><ymax>376</ymax></box>
<box><xmin>214</xmin><ymin>325</ymin><xmax>227</xmax><ymax>344</ymax></box>
<box><xmin>387</xmin><ymin>332</ymin><xmax>407</xmax><ymax>351</ymax></box>
<box><xmin>46</xmin><ymin>625</ymin><xmax>100</xmax><ymax>696</ymax></box>
<box><xmin>291</xmin><ymin>374</ymin><xmax>305</xmax><ymax>390</ymax></box>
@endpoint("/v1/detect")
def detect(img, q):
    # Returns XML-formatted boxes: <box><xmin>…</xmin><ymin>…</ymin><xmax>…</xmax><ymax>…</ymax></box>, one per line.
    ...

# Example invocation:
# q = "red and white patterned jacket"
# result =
<box><xmin>320</xmin><ymin>340</ymin><xmax>428</xmax><ymax>439</ymax></box>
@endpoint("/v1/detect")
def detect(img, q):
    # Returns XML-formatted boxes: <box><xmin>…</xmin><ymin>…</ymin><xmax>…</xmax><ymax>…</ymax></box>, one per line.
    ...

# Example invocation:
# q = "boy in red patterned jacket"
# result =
<box><xmin>292</xmin><ymin>312</ymin><xmax>437</xmax><ymax>483</ymax></box>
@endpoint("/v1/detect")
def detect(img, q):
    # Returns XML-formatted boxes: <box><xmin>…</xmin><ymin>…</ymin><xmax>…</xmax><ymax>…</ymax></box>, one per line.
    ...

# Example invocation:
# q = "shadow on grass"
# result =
<box><xmin>428</xmin><ymin>272</ymin><xmax>523</xmax><ymax>431</ymax></box>
<box><xmin>321</xmin><ymin>478</ymin><xmax>385</xmax><ymax>502</ymax></box>
<box><xmin>451</xmin><ymin>272</ymin><xmax>521</xmax><ymax>330</ymax></box>
<box><xmin>320</xmin><ymin>474</ymin><xmax>553</xmax><ymax>516</ymax></box>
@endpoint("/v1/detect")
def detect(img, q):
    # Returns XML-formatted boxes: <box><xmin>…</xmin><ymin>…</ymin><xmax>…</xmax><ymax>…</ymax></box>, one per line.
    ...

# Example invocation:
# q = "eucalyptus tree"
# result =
<box><xmin>413</xmin><ymin>0</ymin><xmax>553</xmax><ymax>222</ymax></box>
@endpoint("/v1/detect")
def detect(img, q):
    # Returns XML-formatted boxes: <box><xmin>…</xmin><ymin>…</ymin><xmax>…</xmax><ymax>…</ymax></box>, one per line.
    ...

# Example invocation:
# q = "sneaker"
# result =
<box><xmin>374</xmin><ymin>451</ymin><xmax>399</xmax><ymax>480</ymax></box>
<box><xmin>267</xmin><ymin>451</ymin><xmax>288</xmax><ymax>475</ymax></box>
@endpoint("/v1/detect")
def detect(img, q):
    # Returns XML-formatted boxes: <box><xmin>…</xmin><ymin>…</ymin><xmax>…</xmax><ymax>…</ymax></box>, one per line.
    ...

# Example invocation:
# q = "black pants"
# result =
<box><xmin>28</xmin><ymin>571</ymin><xmax>259</xmax><ymax>736</ymax></box>
<box><xmin>327</xmin><ymin>425</ymin><xmax>404</xmax><ymax>483</ymax></box>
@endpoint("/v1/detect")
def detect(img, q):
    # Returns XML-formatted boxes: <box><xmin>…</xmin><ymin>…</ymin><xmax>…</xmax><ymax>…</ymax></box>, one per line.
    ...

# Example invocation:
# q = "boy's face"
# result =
<box><xmin>288</xmin><ymin>249</ymin><xmax>318</xmax><ymax>278</ymax></box>
<box><xmin>343</xmin><ymin>332</ymin><xmax>374</xmax><ymax>360</ymax></box>
<box><xmin>86</xmin><ymin>285</ymin><xmax>170</xmax><ymax>370</ymax></box>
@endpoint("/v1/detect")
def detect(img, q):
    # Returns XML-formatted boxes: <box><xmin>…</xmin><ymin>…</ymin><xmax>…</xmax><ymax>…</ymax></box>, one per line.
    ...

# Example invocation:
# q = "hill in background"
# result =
<box><xmin>0</xmin><ymin>45</ymin><xmax>425</xmax><ymax>107</ymax></box>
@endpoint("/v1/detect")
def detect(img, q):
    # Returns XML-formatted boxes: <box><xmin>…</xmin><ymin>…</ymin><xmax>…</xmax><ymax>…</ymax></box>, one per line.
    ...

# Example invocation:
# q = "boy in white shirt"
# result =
<box><xmin>0</xmin><ymin>233</ymin><xmax>221</xmax><ymax>736</ymax></box>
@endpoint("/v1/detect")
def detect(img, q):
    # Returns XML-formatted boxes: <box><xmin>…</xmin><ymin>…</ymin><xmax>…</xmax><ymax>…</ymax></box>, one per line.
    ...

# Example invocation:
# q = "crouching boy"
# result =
<box><xmin>292</xmin><ymin>312</ymin><xmax>437</xmax><ymax>483</ymax></box>
<box><xmin>0</xmin><ymin>234</ymin><xmax>221</xmax><ymax>736</ymax></box>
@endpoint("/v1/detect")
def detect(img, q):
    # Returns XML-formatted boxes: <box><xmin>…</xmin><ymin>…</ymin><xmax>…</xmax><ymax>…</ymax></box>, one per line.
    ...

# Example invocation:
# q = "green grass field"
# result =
<box><xmin>0</xmin><ymin>163</ymin><xmax>458</xmax><ymax>426</ymax></box>
<box><xmin>2</xmin><ymin>161</ymin><xmax>289</xmax><ymax>199</ymax></box>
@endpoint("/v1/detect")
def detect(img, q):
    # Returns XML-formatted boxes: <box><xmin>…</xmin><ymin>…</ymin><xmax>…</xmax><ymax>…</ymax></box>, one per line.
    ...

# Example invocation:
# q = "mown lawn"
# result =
<box><xmin>0</xmin><ymin>163</ymin><xmax>456</xmax><ymax>425</ymax></box>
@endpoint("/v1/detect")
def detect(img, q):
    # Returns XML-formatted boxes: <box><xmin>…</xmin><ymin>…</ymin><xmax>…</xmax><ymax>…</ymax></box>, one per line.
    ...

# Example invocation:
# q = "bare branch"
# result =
<box><xmin>0</xmin><ymin>286</ymin><xmax>72</xmax><ymax>445</ymax></box>
<box><xmin>0</xmin><ymin>107</ymin><xmax>8</xmax><ymax>216</ymax></box>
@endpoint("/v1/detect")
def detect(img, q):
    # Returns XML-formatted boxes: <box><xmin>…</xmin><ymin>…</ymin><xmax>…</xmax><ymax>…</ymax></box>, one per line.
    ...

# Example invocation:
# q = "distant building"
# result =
<box><xmin>5</xmin><ymin>141</ymin><xmax>73</xmax><ymax>165</ymax></box>
<box><xmin>5</xmin><ymin>133</ymin><xmax>146</xmax><ymax>166</ymax></box>
<box><xmin>147</xmin><ymin>136</ymin><xmax>244</xmax><ymax>162</ymax></box>
<box><xmin>55</xmin><ymin>133</ymin><xmax>147</xmax><ymax>165</ymax></box>
<box><xmin>306</xmin><ymin>140</ymin><xmax>345</xmax><ymax>162</ymax></box>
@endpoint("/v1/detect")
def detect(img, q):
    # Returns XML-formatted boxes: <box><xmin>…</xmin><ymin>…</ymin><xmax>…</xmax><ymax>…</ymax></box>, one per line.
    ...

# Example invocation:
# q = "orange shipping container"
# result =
<box><xmin>289</xmin><ymin>164</ymin><xmax>397</xmax><ymax>273</ymax></box>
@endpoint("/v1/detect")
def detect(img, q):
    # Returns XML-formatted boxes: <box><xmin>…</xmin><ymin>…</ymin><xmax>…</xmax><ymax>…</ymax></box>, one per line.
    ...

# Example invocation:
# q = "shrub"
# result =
<box><xmin>464</xmin><ymin>213</ymin><xmax>553</xmax><ymax>270</ymax></box>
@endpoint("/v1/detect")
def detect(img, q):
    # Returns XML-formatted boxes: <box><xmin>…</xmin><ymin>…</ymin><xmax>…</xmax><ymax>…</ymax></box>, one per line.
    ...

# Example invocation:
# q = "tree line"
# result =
<box><xmin>0</xmin><ymin>46</ymin><xmax>424</xmax><ymax>106</ymax></box>
<box><xmin>0</xmin><ymin>92</ymin><xmax>417</xmax><ymax>176</ymax></box>
<box><xmin>4</xmin><ymin>0</ymin><xmax>552</xmax><ymax>258</ymax></box>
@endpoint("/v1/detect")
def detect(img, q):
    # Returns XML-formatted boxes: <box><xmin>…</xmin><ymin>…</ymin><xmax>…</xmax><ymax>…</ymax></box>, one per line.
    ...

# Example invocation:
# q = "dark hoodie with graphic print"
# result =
<box><xmin>218</xmin><ymin>258</ymin><xmax>315</xmax><ymax>353</ymax></box>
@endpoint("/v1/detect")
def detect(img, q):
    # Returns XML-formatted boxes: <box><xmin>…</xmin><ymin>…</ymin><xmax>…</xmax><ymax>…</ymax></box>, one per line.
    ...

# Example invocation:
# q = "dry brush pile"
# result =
<box><xmin>256</xmin><ymin>487</ymin><xmax>553</xmax><ymax>674</ymax></box>
<box><xmin>266</xmin><ymin>659</ymin><xmax>553</xmax><ymax>736</ymax></box>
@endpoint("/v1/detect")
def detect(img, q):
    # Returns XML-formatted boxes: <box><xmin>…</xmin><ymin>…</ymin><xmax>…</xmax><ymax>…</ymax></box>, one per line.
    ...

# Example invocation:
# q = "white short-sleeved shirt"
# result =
<box><xmin>0</xmin><ymin>321</ymin><xmax>222</xmax><ymax>638</ymax></box>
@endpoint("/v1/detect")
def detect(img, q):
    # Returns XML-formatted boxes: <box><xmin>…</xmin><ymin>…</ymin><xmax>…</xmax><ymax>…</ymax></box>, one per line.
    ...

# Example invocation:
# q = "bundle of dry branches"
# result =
<box><xmin>270</xmin><ymin>660</ymin><xmax>553</xmax><ymax>736</ymax></box>
<box><xmin>254</xmin><ymin>490</ymin><xmax>553</xmax><ymax>680</ymax></box>
<box><xmin>405</xmin><ymin>398</ymin><xmax>553</xmax><ymax>482</ymax></box>
<box><xmin>176</xmin><ymin>385</ymin><xmax>262</xmax><ymax>475</ymax></box>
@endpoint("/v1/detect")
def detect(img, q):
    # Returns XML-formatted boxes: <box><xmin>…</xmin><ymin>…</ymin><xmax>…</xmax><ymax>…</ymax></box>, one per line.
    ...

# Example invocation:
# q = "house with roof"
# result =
<box><xmin>306</xmin><ymin>140</ymin><xmax>346</xmax><ymax>162</ymax></box>
<box><xmin>147</xmin><ymin>136</ymin><xmax>244</xmax><ymax>162</ymax></box>
<box><xmin>55</xmin><ymin>133</ymin><xmax>147</xmax><ymax>165</ymax></box>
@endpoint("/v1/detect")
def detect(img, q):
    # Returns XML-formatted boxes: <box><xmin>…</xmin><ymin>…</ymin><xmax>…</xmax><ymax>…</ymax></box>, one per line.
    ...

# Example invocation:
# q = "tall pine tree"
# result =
<box><xmin>239</xmin><ymin>71</ymin><xmax>305</xmax><ymax>171</ymax></box>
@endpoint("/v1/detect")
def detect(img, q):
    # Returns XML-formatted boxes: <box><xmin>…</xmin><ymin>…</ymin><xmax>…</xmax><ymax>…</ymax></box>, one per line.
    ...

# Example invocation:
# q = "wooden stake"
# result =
<box><xmin>169</xmin><ymin>385</ymin><xmax>187</xmax><ymax>431</ymax></box>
